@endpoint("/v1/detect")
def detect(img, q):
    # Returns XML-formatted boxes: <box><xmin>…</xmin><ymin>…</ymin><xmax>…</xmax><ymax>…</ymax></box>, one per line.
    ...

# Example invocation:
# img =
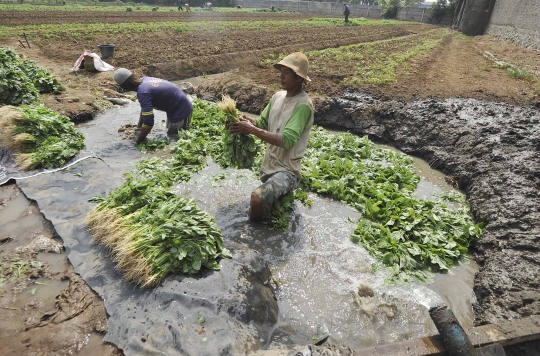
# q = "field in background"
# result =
<box><xmin>0</xmin><ymin>5</ymin><xmax>537</xmax><ymax>116</ymax></box>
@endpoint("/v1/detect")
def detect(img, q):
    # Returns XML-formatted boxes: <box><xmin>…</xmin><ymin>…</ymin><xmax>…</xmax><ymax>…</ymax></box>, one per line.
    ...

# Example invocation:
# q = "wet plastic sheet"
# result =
<box><xmin>14</xmin><ymin>105</ymin><xmax>278</xmax><ymax>355</ymax></box>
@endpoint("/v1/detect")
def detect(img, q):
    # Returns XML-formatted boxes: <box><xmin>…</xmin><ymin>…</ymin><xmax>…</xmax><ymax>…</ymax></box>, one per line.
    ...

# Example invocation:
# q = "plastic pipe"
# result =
<box><xmin>429</xmin><ymin>305</ymin><xmax>478</xmax><ymax>356</ymax></box>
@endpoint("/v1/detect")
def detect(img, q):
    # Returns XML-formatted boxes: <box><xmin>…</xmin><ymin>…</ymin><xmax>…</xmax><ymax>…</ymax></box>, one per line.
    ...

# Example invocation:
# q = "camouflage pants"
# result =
<box><xmin>253</xmin><ymin>171</ymin><xmax>299</xmax><ymax>218</ymax></box>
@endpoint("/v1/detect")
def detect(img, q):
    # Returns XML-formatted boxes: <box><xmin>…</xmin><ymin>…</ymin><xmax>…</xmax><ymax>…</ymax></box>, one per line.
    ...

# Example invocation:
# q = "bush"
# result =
<box><xmin>429</xmin><ymin>0</ymin><xmax>456</xmax><ymax>23</ymax></box>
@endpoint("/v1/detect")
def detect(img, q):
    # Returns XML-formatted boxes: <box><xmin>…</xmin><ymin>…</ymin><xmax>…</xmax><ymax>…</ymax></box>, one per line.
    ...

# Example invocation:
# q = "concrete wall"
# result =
<box><xmin>234</xmin><ymin>0</ymin><xmax>435</xmax><ymax>23</ymax></box>
<box><xmin>486</xmin><ymin>0</ymin><xmax>540</xmax><ymax>49</ymax></box>
<box><xmin>458</xmin><ymin>0</ymin><xmax>496</xmax><ymax>36</ymax></box>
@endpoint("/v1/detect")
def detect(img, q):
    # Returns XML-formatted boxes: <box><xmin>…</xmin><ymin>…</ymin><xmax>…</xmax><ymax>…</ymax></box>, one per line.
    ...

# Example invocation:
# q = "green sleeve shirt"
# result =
<box><xmin>256</xmin><ymin>100</ymin><xmax>312</xmax><ymax>149</ymax></box>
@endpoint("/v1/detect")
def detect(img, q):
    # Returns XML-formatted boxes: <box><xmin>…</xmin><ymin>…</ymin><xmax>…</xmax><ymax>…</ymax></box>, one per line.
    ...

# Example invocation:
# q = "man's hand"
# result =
<box><xmin>136</xmin><ymin>126</ymin><xmax>152</xmax><ymax>144</ymax></box>
<box><xmin>230</xmin><ymin>117</ymin><xmax>255</xmax><ymax>135</ymax></box>
<box><xmin>240</xmin><ymin>115</ymin><xmax>256</xmax><ymax>125</ymax></box>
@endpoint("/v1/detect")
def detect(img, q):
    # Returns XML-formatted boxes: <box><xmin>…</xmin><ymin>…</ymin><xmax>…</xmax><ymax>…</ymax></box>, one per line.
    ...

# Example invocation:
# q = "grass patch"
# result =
<box><xmin>452</xmin><ymin>31</ymin><xmax>471</xmax><ymax>42</ymax></box>
<box><xmin>495</xmin><ymin>62</ymin><xmax>536</xmax><ymax>83</ymax></box>
<box><xmin>533</xmin><ymin>81</ymin><xmax>540</xmax><ymax>96</ymax></box>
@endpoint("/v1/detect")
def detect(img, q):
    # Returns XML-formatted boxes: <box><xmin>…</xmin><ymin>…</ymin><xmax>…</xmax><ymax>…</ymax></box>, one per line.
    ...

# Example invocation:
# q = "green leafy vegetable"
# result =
<box><xmin>87</xmin><ymin>157</ymin><xmax>230</xmax><ymax>287</ymax></box>
<box><xmin>217</xmin><ymin>95</ymin><xmax>260</xmax><ymax>169</ymax></box>
<box><xmin>300</xmin><ymin>127</ymin><xmax>484</xmax><ymax>282</ymax></box>
<box><xmin>0</xmin><ymin>104</ymin><xmax>85</xmax><ymax>170</ymax></box>
<box><xmin>138</xmin><ymin>136</ymin><xmax>169</xmax><ymax>153</ymax></box>
<box><xmin>0</xmin><ymin>47</ymin><xmax>63</xmax><ymax>106</ymax></box>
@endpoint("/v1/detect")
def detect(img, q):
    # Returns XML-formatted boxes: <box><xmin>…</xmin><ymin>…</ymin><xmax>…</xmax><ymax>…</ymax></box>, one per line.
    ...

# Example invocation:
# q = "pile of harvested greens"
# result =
<box><xmin>0</xmin><ymin>104</ymin><xmax>85</xmax><ymax>170</ymax></box>
<box><xmin>87</xmin><ymin>158</ymin><xmax>231</xmax><ymax>287</ymax></box>
<box><xmin>0</xmin><ymin>47</ymin><xmax>63</xmax><ymax>106</ymax></box>
<box><xmin>300</xmin><ymin>127</ymin><xmax>484</xmax><ymax>282</ymax></box>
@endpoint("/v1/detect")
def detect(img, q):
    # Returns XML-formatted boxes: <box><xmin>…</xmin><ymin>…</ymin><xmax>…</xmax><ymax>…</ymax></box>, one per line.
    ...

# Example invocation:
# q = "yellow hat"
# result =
<box><xmin>274</xmin><ymin>52</ymin><xmax>311</xmax><ymax>82</ymax></box>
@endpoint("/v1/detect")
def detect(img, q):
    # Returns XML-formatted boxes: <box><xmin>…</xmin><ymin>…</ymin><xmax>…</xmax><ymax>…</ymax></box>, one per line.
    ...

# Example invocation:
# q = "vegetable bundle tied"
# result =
<box><xmin>218</xmin><ymin>95</ymin><xmax>259</xmax><ymax>169</ymax></box>
<box><xmin>87</xmin><ymin>158</ymin><xmax>231</xmax><ymax>288</ymax></box>
<box><xmin>0</xmin><ymin>104</ymin><xmax>85</xmax><ymax>170</ymax></box>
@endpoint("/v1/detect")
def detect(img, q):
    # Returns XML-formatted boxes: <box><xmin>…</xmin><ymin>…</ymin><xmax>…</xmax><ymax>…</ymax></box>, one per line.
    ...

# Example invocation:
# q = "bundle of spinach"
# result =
<box><xmin>0</xmin><ymin>104</ymin><xmax>85</xmax><ymax>170</ymax></box>
<box><xmin>0</xmin><ymin>47</ymin><xmax>63</xmax><ymax>106</ymax></box>
<box><xmin>87</xmin><ymin>157</ymin><xmax>231</xmax><ymax>287</ymax></box>
<box><xmin>217</xmin><ymin>95</ymin><xmax>260</xmax><ymax>169</ymax></box>
<box><xmin>300</xmin><ymin>127</ymin><xmax>484</xmax><ymax>283</ymax></box>
<box><xmin>175</xmin><ymin>99</ymin><xmax>291</xmax><ymax>230</ymax></box>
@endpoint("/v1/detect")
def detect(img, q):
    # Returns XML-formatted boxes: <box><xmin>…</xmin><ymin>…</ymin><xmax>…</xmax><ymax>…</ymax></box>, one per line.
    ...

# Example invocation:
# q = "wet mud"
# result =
<box><xmin>0</xmin><ymin>184</ymin><xmax>120</xmax><ymax>356</ymax></box>
<box><xmin>314</xmin><ymin>92</ymin><xmax>540</xmax><ymax>327</ymax></box>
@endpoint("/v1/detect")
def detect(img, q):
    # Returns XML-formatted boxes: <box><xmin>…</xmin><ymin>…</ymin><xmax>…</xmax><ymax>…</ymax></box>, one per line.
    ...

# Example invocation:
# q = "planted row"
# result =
<box><xmin>306</xmin><ymin>28</ymin><xmax>448</xmax><ymax>85</ymax></box>
<box><xmin>0</xmin><ymin>17</ymin><xmax>412</xmax><ymax>39</ymax></box>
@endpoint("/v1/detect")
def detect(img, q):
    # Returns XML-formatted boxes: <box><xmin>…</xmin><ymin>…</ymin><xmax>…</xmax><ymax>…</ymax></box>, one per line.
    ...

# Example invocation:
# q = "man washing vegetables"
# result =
<box><xmin>230</xmin><ymin>52</ymin><xmax>314</xmax><ymax>221</ymax></box>
<box><xmin>113</xmin><ymin>68</ymin><xmax>193</xmax><ymax>144</ymax></box>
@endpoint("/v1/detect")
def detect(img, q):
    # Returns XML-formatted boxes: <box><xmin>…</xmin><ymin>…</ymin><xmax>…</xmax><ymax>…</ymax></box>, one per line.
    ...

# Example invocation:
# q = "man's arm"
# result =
<box><xmin>230</xmin><ymin>104</ymin><xmax>311</xmax><ymax>148</ymax></box>
<box><xmin>137</xmin><ymin>91</ymin><xmax>154</xmax><ymax>144</ymax></box>
<box><xmin>137</xmin><ymin>112</ymin><xmax>143</xmax><ymax>128</ymax></box>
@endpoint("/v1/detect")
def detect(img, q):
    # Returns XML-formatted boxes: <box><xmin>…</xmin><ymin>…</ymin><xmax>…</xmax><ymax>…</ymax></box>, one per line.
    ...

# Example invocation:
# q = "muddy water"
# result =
<box><xmin>1</xmin><ymin>93</ymin><xmax>477</xmax><ymax>353</ymax></box>
<box><xmin>174</xmin><ymin>153</ymin><xmax>477</xmax><ymax>350</ymax></box>
<box><xmin>71</xmin><ymin>100</ymin><xmax>478</xmax><ymax>351</ymax></box>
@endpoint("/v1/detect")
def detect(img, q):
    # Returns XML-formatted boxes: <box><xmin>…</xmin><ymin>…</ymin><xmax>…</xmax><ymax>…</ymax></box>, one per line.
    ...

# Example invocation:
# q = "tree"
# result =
<box><xmin>379</xmin><ymin>0</ymin><xmax>422</xmax><ymax>18</ymax></box>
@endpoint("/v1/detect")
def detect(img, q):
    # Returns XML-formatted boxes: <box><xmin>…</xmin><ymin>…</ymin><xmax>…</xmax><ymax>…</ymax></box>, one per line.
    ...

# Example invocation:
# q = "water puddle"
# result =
<box><xmin>38</xmin><ymin>252</ymin><xmax>70</xmax><ymax>274</ymax></box>
<box><xmin>384</xmin><ymin>145</ymin><xmax>460</xmax><ymax>201</ymax></box>
<box><xmin>10</xmin><ymin>278</ymin><xmax>69</xmax><ymax>310</ymax></box>
<box><xmin>77</xmin><ymin>332</ymin><xmax>118</xmax><ymax>356</ymax></box>
<box><xmin>0</xmin><ymin>191</ymin><xmax>32</xmax><ymax>225</ymax></box>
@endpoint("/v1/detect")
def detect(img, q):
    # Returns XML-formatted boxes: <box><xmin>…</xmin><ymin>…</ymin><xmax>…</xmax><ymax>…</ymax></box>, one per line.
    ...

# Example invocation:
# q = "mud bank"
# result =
<box><xmin>0</xmin><ymin>184</ymin><xmax>120</xmax><ymax>356</ymax></box>
<box><xmin>314</xmin><ymin>93</ymin><xmax>540</xmax><ymax>327</ymax></box>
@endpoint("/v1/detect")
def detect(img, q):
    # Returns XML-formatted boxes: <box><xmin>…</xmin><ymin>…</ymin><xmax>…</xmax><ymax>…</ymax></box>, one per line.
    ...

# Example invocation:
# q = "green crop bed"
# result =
<box><xmin>0</xmin><ymin>17</ymin><xmax>411</xmax><ymax>39</ymax></box>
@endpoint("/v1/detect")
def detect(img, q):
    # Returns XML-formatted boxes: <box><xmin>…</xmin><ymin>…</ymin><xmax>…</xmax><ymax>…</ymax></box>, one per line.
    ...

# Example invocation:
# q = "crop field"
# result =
<box><xmin>1</xmin><ymin>4</ymin><xmax>537</xmax><ymax>105</ymax></box>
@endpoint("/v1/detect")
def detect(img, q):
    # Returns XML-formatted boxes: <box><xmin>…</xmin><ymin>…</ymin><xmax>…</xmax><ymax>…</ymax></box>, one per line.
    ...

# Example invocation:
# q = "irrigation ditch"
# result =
<box><xmin>196</xmin><ymin>80</ymin><xmax>540</xmax><ymax>354</ymax></box>
<box><xmin>0</xmin><ymin>83</ymin><xmax>538</xmax><ymax>354</ymax></box>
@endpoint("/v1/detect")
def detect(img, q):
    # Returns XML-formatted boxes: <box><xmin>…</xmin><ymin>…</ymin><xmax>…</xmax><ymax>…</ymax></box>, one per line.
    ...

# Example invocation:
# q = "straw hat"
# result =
<box><xmin>274</xmin><ymin>52</ymin><xmax>311</xmax><ymax>82</ymax></box>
